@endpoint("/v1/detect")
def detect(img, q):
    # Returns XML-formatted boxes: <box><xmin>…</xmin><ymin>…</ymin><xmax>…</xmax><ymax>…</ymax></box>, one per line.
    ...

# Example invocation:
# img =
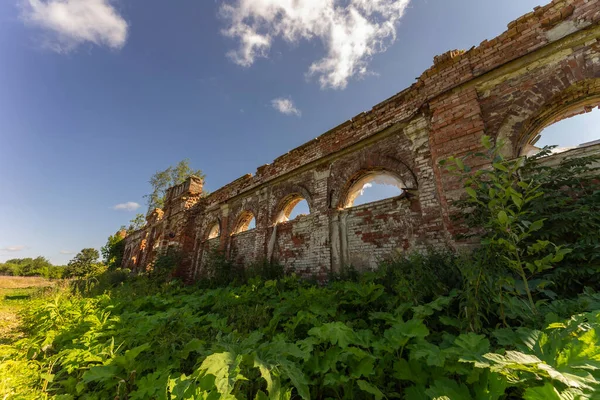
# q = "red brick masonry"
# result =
<box><xmin>122</xmin><ymin>0</ymin><xmax>600</xmax><ymax>280</ymax></box>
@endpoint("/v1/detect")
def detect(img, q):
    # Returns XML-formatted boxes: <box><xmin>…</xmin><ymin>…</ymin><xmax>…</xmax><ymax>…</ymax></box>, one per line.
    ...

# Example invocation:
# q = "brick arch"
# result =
<box><xmin>330</xmin><ymin>155</ymin><xmax>417</xmax><ymax>209</ymax></box>
<box><xmin>342</xmin><ymin>171</ymin><xmax>408</xmax><ymax>209</ymax></box>
<box><xmin>227</xmin><ymin>194</ymin><xmax>260</xmax><ymax>233</ymax></box>
<box><xmin>205</xmin><ymin>218</ymin><xmax>221</xmax><ymax>239</ymax></box>
<box><xmin>514</xmin><ymin>79</ymin><xmax>600</xmax><ymax>155</ymax></box>
<box><xmin>271</xmin><ymin>184</ymin><xmax>314</xmax><ymax>224</ymax></box>
<box><xmin>495</xmin><ymin>75</ymin><xmax>600</xmax><ymax>157</ymax></box>
<box><xmin>231</xmin><ymin>209</ymin><xmax>256</xmax><ymax>234</ymax></box>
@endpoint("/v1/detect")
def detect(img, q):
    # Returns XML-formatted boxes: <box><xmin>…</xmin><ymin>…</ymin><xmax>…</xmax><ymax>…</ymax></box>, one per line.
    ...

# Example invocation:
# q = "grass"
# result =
<box><xmin>0</xmin><ymin>276</ymin><xmax>54</xmax><ymax>343</ymax></box>
<box><xmin>0</xmin><ymin>276</ymin><xmax>53</xmax><ymax>289</ymax></box>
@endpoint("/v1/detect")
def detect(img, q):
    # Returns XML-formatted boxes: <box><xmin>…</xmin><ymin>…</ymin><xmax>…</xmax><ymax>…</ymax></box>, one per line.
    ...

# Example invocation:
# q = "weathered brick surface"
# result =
<box><xmin>122</xmin><ymin>1</ymin><xmax>600</xmax><ymax>280</ymax></box>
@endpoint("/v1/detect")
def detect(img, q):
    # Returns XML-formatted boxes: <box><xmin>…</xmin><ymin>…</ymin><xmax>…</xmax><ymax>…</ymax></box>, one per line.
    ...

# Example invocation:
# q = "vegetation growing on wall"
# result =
<box><xmin>128</xmin><ymin>213</ymin><xmax>147</xmax><ymax>232</ymax></box>
<box><xmin>145</xmin><ymin>159</ymin><xmax>205</xmax><ymax>212</ymax></box>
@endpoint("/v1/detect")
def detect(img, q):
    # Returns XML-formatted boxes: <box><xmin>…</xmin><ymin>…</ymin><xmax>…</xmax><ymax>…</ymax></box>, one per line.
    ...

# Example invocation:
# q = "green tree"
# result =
<box><xmin>101</xmin><ymin>229</ymin><xmax>126</xmax><ymax>270</ymax></box>
<box><xmin>26</xmin><ymin>256</ymin><xmax>53</xmax><ymax>277</ymax></box>
<box><xmin>0</xmin><ymin>257</ymin><xmax>66</xmax><ymax>278</ymax></box>
<box><xmin>128</xmin><ymin>213</ymin><xmax>146</xmax><ymax>231</ymax></box>
<box><xmin>0</xmin><ymin>257</ymin><xmax>53</xmax><ymax>277</ymax></box>
<box><xmin>64</xmin><ymin>248</ymin><xmax>104</xmax><ymax>278</ymax></box>
<box><xmin>144</xmin><ymin>159</ymin><xmax>205</xmax><ymax>212</ymax></box>
<box><xmin>0</xmin><ymin>260</ymin><xmax>22</xmax><ymax>276</ymax></box>
<box><xmin>5</xmin><ymin>258</ymin><xmax>32</xmax><ymax>276</ymax></box>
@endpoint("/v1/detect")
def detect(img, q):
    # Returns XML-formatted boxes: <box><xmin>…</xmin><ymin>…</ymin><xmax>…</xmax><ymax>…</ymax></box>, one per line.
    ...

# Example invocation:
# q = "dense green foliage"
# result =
<box><xmin>128</xmin><ymin>213</ymin><xmax>147</xmax><ymax>232</ymax></box>
<box><xmin>443</xmin><ymin>138</ymin><xmax>600</xmax><ymax>330</ymax></box>
<box><xmin>1</xmin><ymin>269</ymin><xmax>599</xmax><ymax>399</ymax></box>
<box><xmin>63</xmin><ymin>249</ymin><xmax>106</xmax><ymax>279</ymax></box>
<box><xmin>521</xmin><ymin>150</ymin><xmax>600</xmax><ymax>295</ymax></box>
<box><xmin>0</xmin><ymin>257</ymin><xmax>65</xmax><ymax>279</ymax></box>
<box><xmin>101</xmin><ymin>231</ymin><xmax>126</xmax><ymax>271</ymax></box>
<box><xmin>1</xmin><ymin>138</ymin><xmax>599</xmax><ymax>399</ymax></box>
<box><xmin>448</xmin><ymin>141</ymin><xmax>600</xmax><ymax>298</ymax></box>
<box><xmin>199</xmin><ymin>249</ymin><xmax>285</xmax><ymax>289</ymax></box>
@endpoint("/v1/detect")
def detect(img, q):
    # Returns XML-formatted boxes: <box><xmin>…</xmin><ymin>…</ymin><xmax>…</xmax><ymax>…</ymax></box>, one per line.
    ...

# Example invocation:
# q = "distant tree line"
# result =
<box><xmin>0</xmin><ymin>257</ymin><xmax>66</xmax><ymax>279</ymax></box>
<box><xmin>0</xmin><ymin>248</ymin><xmax>108</xmax><ymax>280</ymax></box>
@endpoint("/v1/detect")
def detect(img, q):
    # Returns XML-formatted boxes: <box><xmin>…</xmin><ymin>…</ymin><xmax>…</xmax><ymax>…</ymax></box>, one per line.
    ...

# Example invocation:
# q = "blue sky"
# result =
<box><xmin>0</xmin><ymin>0</ymin><xmax>598</xmax><ymax>265</ymax></box>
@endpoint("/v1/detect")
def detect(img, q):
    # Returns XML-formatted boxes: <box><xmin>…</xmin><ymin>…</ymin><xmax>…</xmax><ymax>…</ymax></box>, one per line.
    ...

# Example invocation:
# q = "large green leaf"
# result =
<box><xmin>384</xmin><ymin>319</ymin><xmax>429</xmax><ymax>350</ymax></box>
<box><xmin>403</xmin><ymin>385</ymin><xmax>428</xmax><ymax>400</ymax></box>
<box><xmin>497</xmin><ymin>211</ymin><xmax>508</xmax><ymax>225</ymax></box>
<box><xmin>356</xmin><ymin>380</ymin><xmax>384</xmax><ymax>400</ymax></box>
<box><xmin>277</xmin><ymin>358</ymin><xmax>310</xmax><ymax>400</ymax></box>
<box><xmin>410</xmin><ymin>341</ymin><xmax>446</xmax><ymax>367</ymax></box>
<box><xmin>308</xmin><ymin>322</ymin><xmax>357</xmax><ymax>348</ymax></box>
<box><xmin>471</xmin><ymin>371</ymin><xmax>508</xmax><ymax>400</ymax></box>
<box><xmin>131</xmin><ymin>370</ymin><xmax>170</xmax><ymax>400</ymax></box>
<box><xmin>254</xmin><ymin>356</ymin><xmax>280</xmax><ymax>400</ymax></box>
<box><xmin>522</xmin><ymin>383</ymin><xmax>561</xmax><ymax>400</ymax></box>
<box><xmin>453</xmin><ymin>333</ymin><xmax>490</xmax><ymax>364</ymax></box>
<box><xmin>426</xmin><ymin>378</ymin><xmax>472</xmax><ymax>400</ymax></box>
<box><xmin>393</xmin><ymin>359</ymin><xmax>428</xmax><ymax>385</ymax></box>
<box><xmin>112</xmin><ymin>343</ymin><xmax>151</xmax><ymax>369</ymax></box>
<box><xmin>81</xmin><ymin>365</ymin><xmax>120</xmax><ymax>384</ymax></box>
<box><xmin>412</xmin><ymin>292</ymin><xmax>457</xmax><ymax>319</ymax></box>
<box><xmin>346</xmin><ymin>347</ymin><xmax>376</xmax><ymax>378</ymax></box>
<box><xmin>198</xmin><ymin>352</ymin><xmax>246</xmax><ymax>396</ymax></box>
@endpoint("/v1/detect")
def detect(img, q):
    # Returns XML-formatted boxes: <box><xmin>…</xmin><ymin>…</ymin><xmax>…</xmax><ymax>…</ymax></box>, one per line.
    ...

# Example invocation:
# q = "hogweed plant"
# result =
<box><xmin>2</xmin><ymin>137</ymin><xmax>599</xmax><ymax>399</ymax></box>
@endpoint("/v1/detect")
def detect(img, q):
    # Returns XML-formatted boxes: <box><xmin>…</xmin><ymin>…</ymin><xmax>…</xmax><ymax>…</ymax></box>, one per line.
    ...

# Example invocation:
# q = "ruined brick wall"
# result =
<box><xmin>122</xmin><ymin>177</ymin><xmax>203</xmax><ymax>274</ymax></box>
<box><xmin>122</xmin><ymin>0</ymin><xmax>600</xmax><ymax>280</ymax></box>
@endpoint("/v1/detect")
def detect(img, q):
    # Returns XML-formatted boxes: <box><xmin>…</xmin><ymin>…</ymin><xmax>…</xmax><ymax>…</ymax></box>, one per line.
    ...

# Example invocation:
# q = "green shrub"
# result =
<box><xmin>375</xmin><ymin>248</ymin><xmax>461</xmax><ymax>304</ymax></box>
<box><xmin>149</xmin><ymin>248</ymin><xmax>182</xmax><ymax>282</ymax></box>
<box><xmin>198</xmin><ymin>249</ymin><xmax>285</xmax><ymax>288</ymax></box>
<box><xmin>245</xmin><ymin>257</ymin><xmax>285</xmax><ymax>281</ymax></box>
<box><xmin>101</xmin><ymin>230</ymin><xmax>126</xmax><ymax>270</ymax></box>
<box><xmin>3</xmin><ymin>274</ymin><xmax>599</xmax><ymax>399</ymax></box>
<box><xmin>447</xmin><ymin>140</ymin><xmax>600</xmax><ymax>302</ymax></box>
<box><xmin>521</xmin><ymin>149</ymin><xmax>600</xmax><ymax>296</ymax></box>
<box><xmin>199</xmin><ymin>247</ymin><xmax>238</xmax><ymax>287</ymax></box>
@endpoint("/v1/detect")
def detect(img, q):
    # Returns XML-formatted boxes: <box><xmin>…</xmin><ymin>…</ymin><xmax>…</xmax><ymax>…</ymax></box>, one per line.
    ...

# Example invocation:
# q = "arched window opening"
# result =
<box><xmin>344</xmin><ymin>172</ymin><xmax>405</xmax><ymax>208</ymax></box>
<box><xmin>233</xmin><ymin>211</ymin><xmax>256</xmax><ymax>234</ymax></box>
<box><xmin>275</xmin><ymin>196</ymin><xmax>310</xmax><ymax>224</ymax></box>
<box><xmin>522</xmin><ymin>104</ymin><xmax>600</xmax><ymax>157</ymax></box>
<box><xmin>207</xmin><ymin>223</ymin><xmax>220</xmax><ymax>239</ymax></box>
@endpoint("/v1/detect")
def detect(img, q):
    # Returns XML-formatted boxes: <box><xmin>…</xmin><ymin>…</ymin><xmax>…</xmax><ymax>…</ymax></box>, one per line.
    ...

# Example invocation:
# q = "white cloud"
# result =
<box><xmin>60</xmin><ymin>250</ymin><xmax>75</xmax><ymax>255</ymax></box>
<box><xmin>0</xmin><ymin>245</ymin><xmax>26</xmax><ymax>252</ymax></box>
<box><xmin>20</xmin><ymin>0</ymin><xmax>128</xmax><ymax>53</ymax></box>
<box><xmin>359</xmin><ymin>182</ymin><xmax>373</xmax><ymax>196</ymax></box>
<box><xmin>220</xmin><ymin>0</ymin><xmax>411</xmax><ymax>89</ymax></box>
<box><xmin>271</xmin><ymin>97</ymin><xmax>301</xmax><ymax>116</ymax></box>
<box><xmin>113</xmin><ymin>201</ymin><xmax>141</xmax><ymax>211</ymax></box>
